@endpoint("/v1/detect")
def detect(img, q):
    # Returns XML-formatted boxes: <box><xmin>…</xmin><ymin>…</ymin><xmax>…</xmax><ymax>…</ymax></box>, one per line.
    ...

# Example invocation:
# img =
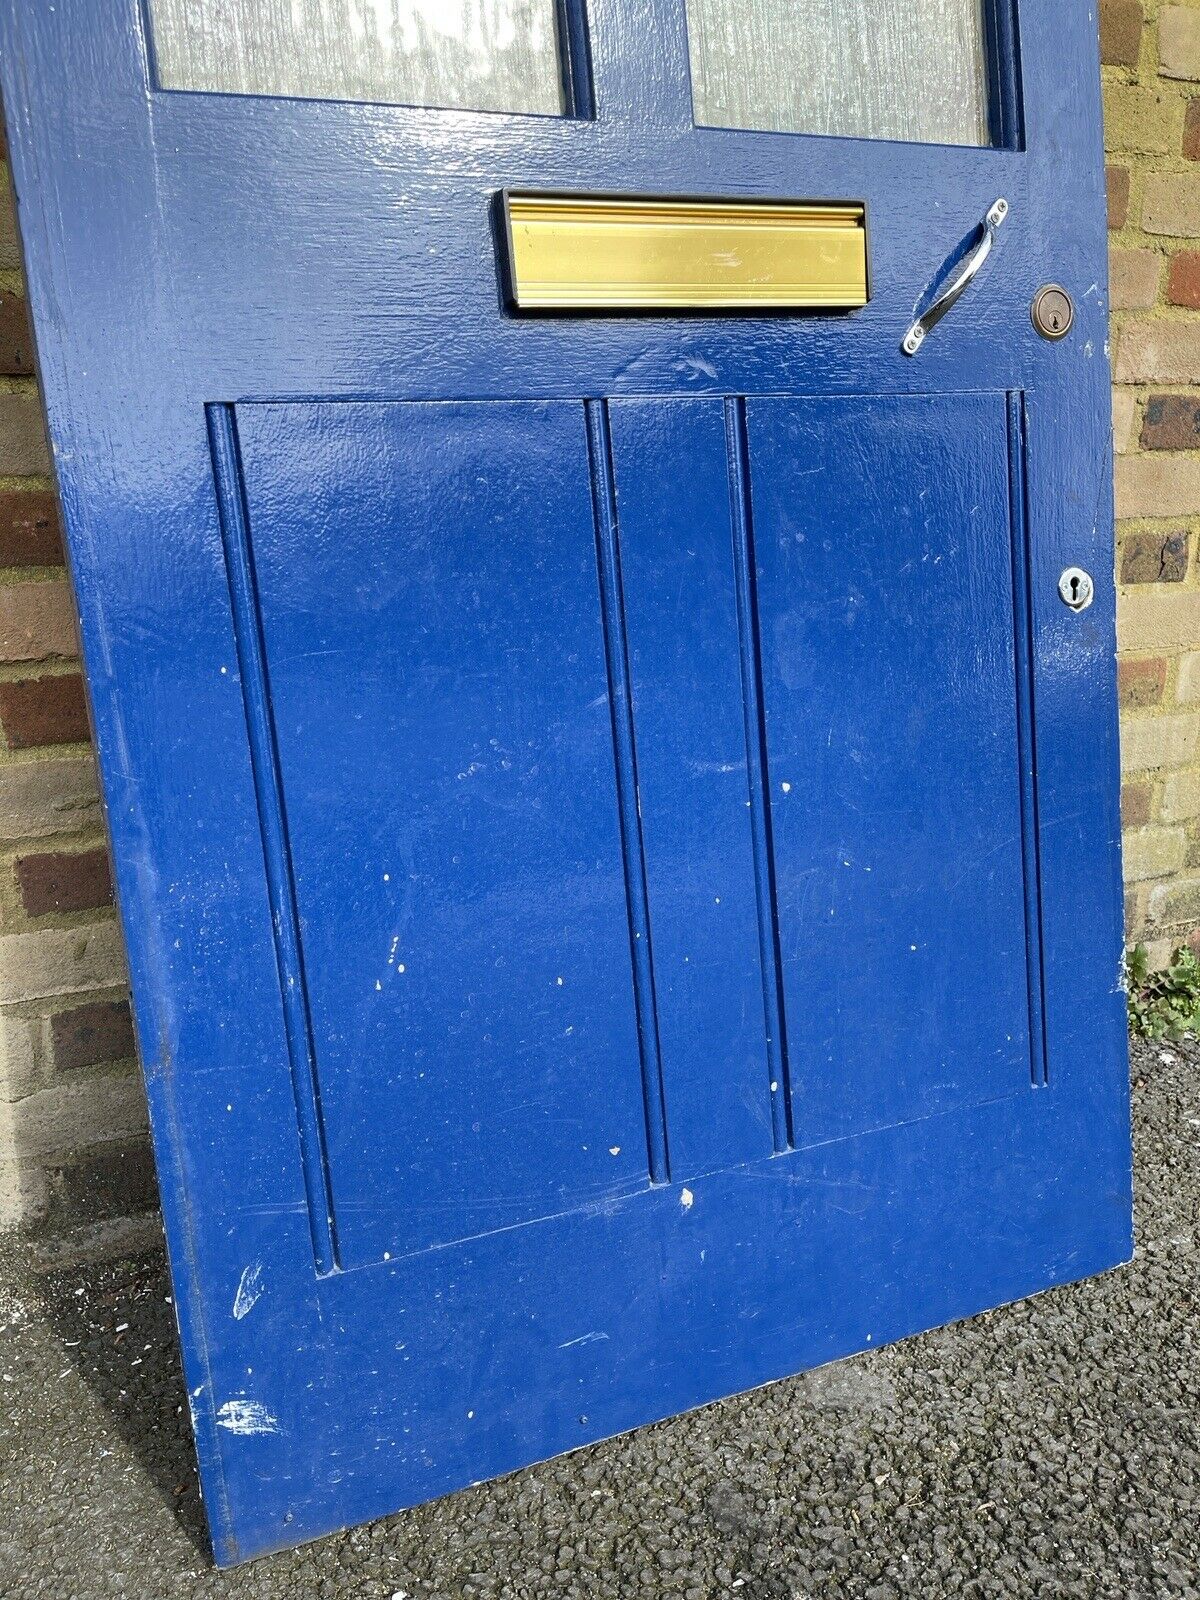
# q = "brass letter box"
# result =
<box><xmin>501</xmin><ymin>192</ymin><xmax>868</xmax><ymax>312</ymax></box>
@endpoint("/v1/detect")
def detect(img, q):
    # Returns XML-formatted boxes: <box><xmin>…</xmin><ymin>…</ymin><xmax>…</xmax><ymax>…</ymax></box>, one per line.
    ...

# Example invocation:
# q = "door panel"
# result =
<box><xmin>607</xmin><ymin>398</ymin><xmax>778</xmax><ymax>1174</ymax></box>
<box><xmin>236</xmin><ymin>401</ymin><xmax>653</xmax><ymax>1265</ymax></box>
<box><xmin>748</xmin><ymin>394</ymin><xmax>1035</xmax><ymax>1141</ymax></box>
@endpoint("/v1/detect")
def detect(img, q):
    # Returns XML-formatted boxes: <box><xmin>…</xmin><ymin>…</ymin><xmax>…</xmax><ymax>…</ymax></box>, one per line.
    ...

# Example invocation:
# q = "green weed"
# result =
<box><xmin>1127</xmin><ymin>942</ymin><xmax>1200</xmax><ymax>1040</ymax></box>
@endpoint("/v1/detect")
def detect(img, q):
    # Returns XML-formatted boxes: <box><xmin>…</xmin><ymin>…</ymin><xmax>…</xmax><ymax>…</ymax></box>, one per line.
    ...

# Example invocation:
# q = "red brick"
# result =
<box><xmin>50</xmin><ymin>997</ymin><xmax>135</xmax><ymax>1073</ymax></box>
<box><xmin>1122</xmin><ymin>780</ymin><xmax>1154</xmax><ymax>827</ymax></box>
<box><xmin>1186</xmin><ymin>99</ymin><xmax>1200</xmax><ymax>159</ymax></box>
<box><xmin>15</xmin><ymin>845</ymin><xmax>112</xmax><ymax>916</ymax></box>
<box><xmin>0</xmin><ymin>490</ymin><xmax>63</xmax><ymax>568</ymax></box>
<box><xmin>49</xmin><ymin>1141</ymin><xmax>157</xmax><ymax>1224</ymax></box>
<box><xmin>1167</xmin><ymin>250</ymin><xmax>1200</xmax><ymax>307</ymax></box>
<box><xmin>1141</xmin><ymin>393</ymin><xmax>1200</xmax><ymax>447</ymax></box>
<box><xmin>1108</xmin><ymin>165</ymin><xmax>1131</xmax><ymax>230</ymax></box>
<box><xmin>1120</xmin><ymin>528</ymin><xmax>1190</xmax><ymax>582</ymax></box>
<box><xmin>0</xmin><ymin>290</ymin><xmax>32</xmax><ymax>376</ymax></box>
<box><xmin>1118</xmin><ymin>656</ymin><xmax>1169</xmax><ymax>709</ymax></box>
<box><xmin>1101</xmin><ymin>0</ymin><xmax>1143</xmax><ymax>64</ymax></box>
<box><xmin>0</xmin><ymin>672</ymin><xmax>88</xmax><ymax>749</ymax></box>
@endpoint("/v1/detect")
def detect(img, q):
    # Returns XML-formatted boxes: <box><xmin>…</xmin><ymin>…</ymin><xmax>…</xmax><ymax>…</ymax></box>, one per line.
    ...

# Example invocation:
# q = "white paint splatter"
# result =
<box><xmin>216</xmin><ymin>1399</ymin><xmax>279</xmax><ymax>1435</ymax></box>
<box><xmin>673</xmin><ymin>354</ymin><xmax>719</xmax><ymax>382</ymax></box>
<box><xmin>781</xmin><ymin>782</ymin><xmax>791</xmax><ymax>793</ymax></box>
<box><xmin>680</xmin><ymin>1187</ymin><xmax>694</xmax><ymax>1210</ymax></box>
<box><xmin>609</xmin><ymin>1146</ymin><xmax>621</xmax><ymax>1156</ymax></box>
<box><xmin>232</xmin><ymin>1262</ymin><xmax>264</xmax><ymax>1321</ymax></box>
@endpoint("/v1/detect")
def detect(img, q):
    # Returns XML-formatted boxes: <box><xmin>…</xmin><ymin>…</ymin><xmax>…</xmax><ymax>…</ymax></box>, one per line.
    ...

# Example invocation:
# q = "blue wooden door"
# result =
<box><xmin>0</xmin><ymin>0</ymin><xmax>1131</xmax><ymax>1564</ymax></box>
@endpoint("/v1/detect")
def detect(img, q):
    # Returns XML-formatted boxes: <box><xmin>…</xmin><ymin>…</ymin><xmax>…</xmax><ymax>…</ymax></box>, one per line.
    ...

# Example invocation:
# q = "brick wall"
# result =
<box><xmin>1107</xmin><ymin>0</ymin><xmax>1200</xmax><ymax>963</ymax></box>
<box><xmin>0</xmin><ymin>21</ymin><xmax>1198</xmax><ymax>1234</ymax></box>
<box><xmin>0</xmin><ymin>128</ymin><xmax>155</xmax><ymax>1236</ymax></box>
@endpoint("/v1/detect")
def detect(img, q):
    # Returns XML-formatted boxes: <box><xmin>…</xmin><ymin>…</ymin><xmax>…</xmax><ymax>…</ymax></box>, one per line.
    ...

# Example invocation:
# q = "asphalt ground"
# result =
<box><xmin>1</xmin><ymin>1034</ymin><xmax>1197</xmax><ymax>1599</ymax></box>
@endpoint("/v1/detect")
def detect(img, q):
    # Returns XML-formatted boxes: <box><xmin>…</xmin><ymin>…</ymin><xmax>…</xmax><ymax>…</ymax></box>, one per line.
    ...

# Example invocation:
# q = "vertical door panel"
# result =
<box><xmin>236</xmin><ymin>400</ymin><xmax>651</xmax><ymax>1267</ymax></box>
<box><xmin>608</xmin><ymin>398</ymin><xmax>776</xmax><ymax>1175</ymax></box>
<box><xmin>746</xmin><ymin>394</ymin><xmax>1035</xmax><ymax>1144</ymax></box>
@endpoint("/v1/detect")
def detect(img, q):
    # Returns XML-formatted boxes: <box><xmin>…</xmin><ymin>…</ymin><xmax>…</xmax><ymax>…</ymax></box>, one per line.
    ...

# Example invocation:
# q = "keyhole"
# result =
<box><xmin>1059</xmin><ymin>566</ymin><xmax>1093</xmax><ymax>611</ymax></box>
<box><xmin>1033</xmin><ymin>285</ymin><xmax>1074</xmax><ymax>340</ymax></box>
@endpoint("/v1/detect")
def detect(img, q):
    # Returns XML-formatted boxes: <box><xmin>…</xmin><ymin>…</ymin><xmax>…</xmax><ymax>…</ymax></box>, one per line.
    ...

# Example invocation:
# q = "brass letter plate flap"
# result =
<box><xmin>502</xmin><ymin>192</ymin><xmax>868</xmax><ymax>311</ymax></box>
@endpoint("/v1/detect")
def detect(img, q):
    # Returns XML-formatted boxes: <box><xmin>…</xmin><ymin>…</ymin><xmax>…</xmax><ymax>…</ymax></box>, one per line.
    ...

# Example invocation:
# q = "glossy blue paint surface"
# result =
<box><xmin>608</xmin><ymin>398</ymin><xmax>777</xmax><ymax>1172</ymax></box>
<box><xmin>237</xmin><ymin>400</ymin><xmax>652</xmax><ymax>1265</ymax></box>
<box><xmin>748</xmin><ymin>394</ymin><xmax>1036</xmax><ymax>1141</ymax></box>
<box><xmin>0</xmin><ymin>0</ymin><xmax>1131</xmax><ymax>1565</ymax></box>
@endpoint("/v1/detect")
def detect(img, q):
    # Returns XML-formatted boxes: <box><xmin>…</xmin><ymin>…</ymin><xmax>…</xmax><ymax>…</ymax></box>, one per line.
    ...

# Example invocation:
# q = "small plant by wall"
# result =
<box><xmin>1127</xmin><ymin>939</ymin><xmax>1200</xmax><ymax>1034</ymax></box>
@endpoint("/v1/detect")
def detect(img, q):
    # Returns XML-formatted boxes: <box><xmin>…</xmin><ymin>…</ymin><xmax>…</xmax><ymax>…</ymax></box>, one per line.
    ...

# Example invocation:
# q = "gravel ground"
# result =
<box><xmin>1</xmin><ymin>1034</ymin><xmax>1198</xmax><ymax>1599</ymax></box>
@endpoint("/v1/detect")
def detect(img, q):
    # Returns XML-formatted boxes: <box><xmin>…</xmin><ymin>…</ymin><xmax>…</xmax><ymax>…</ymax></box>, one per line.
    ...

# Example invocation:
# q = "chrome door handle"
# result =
<box><xmin>901</xmin><ymin>198</ymin><xmax>1009</xmax><ymax>355</ymax></box>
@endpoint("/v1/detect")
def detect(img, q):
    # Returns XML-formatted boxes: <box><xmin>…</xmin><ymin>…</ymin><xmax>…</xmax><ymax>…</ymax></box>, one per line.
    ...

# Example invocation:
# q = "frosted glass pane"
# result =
<box><xmin>687</xmin><ymin>0</ymin><xmax>991</xmax><ymax>146</ymax></box>
<box><xmin>149</xmin><ymin>0</ymin><xmax>566</xmax><ymax>115</ymax></box>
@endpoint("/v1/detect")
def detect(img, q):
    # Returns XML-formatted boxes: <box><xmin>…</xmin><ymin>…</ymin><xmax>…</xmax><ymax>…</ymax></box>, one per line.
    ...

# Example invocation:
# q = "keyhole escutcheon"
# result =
<box><xmin>1058</xmin><ymin>566</ymin><xmax>1094</xmax><ymax>612</ymax></box>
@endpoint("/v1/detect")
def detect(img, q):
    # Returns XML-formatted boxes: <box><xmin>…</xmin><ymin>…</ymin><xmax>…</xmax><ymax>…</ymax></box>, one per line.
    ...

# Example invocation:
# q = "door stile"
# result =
<box><xmin>584</xmin><ymin>398</ymin><xmax>672</xmax><ymax>1185</ymax></box>
<box><xmin>1005</xmin><ymin>390</ymin><xmax>1049</xmax><ymax>1088</ymax></box>
<box><xmin>724</xmin><ymin>395</ymin><xmax>794</xmax><ymax>1153</ymax></box>
<box><xmin>207</xmin><ymin>403</ymin><xmax>340</xmax><ymax>1274</ymax></box>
